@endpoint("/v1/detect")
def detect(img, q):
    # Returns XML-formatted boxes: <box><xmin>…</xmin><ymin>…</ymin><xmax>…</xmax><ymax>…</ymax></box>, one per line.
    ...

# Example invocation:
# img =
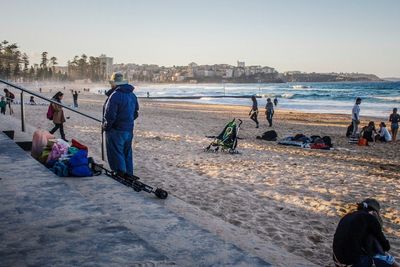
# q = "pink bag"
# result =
<box><xmin>47</xmin><ymin>142</ymin><xmax>69</xmax><ymax>162</ymax></box>
<box><xmin>31</xmin><ymin>129</ymin><xmax>55</xmax><ymax>159</ymax></box>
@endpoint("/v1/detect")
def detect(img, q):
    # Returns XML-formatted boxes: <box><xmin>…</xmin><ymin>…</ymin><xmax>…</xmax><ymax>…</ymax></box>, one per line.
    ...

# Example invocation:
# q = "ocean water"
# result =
<box><xmin>132</xmin><ymin>81</ymin><xmax>400</xmax><ymax>118</ymax></box>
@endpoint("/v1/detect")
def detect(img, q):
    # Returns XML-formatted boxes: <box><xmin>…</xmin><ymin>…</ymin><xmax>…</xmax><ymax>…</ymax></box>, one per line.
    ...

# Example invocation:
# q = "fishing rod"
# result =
<box><xmin>91</xmin><ymin>162</ymin><xmax>168</xmax><ymax>199</ymax></box>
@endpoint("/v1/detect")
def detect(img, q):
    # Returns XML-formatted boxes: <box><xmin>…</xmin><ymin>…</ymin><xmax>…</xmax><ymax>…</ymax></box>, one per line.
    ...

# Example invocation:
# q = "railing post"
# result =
<box><xmin>20</xmin><ymin>91</ymin><xmax>25</xmax><ymax>132</ymax></box>
<box><xmin>101</xmin><ymin>130</ymin><xmax>105</xmax><ymax>161</ymax></box>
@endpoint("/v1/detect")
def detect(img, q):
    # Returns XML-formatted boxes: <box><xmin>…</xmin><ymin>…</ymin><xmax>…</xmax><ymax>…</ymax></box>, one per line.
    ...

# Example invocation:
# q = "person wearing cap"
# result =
<box><xmin>332</xmin><ymin>198</ymin><xmax>398</xmax><ymax>267</ymax></box>
<box><xmin>352</xmin><ymin>97</ymin><xmax>362</xmax><ymax>135</ymax></box>
<box><xmin>103</xmin><ymin>72</ymin><xmax>139</xmax><ymax>176</ymax></box>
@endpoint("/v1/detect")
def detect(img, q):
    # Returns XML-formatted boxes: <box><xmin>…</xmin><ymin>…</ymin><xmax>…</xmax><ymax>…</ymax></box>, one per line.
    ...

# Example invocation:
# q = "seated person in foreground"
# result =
<box><xmin>360</xmin><ymin>121</ymin><xmax>377</xmax><ymax>142</ymax></box>
<box><xmin>29</xmin><ymin>96</ymin><xmax>36</xmax><ymax>105</ymax></box>
<box><xmin>333</xmin><ymin>198</ymin><xmax>398</xmax><ymax>267</ymax></box>
<box><xmin>375</xmin><ymin>122</ymin><xmax>392</xmax><ymax>142</ymax></box>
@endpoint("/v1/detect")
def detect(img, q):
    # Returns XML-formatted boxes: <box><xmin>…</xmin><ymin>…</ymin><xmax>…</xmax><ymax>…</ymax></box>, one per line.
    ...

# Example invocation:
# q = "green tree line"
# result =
<box><xmin>67</xmin><ymin>54</ymin><xmax>108</xmax><ymax>82</ymax></box>
<box><xmin>0</xmin><ymin>40</ymin><xmax>107</xmax><ymax>82</ymax></box>
<box><xmin>0</xmin><ymin>40</ymin><xmax>67</xmax><ymax>81</ymax></box>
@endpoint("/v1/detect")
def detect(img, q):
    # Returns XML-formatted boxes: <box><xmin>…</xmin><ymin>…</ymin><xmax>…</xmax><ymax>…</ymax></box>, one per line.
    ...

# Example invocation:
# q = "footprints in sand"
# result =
<box><xmin>132</xmin><ymin>111</ymin><xmax>400</xmax><ymax>266</ymax></box>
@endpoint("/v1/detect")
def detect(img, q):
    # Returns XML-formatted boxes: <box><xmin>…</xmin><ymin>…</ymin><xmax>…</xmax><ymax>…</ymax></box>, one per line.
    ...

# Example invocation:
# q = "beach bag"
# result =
<box><xmin>358</xmin><ymin>137</ymin><xmax>368</xmax><ymax>146</ymax></box>
<box><xmin>310</xmin><ymin>143</ymin><xmax>330</xmax><ymax>150</ymax></box>
<box><xmin>346</xmin><ymin>124</ymin><xmax>353</xmax><ymax>138</ymax></box>
<box><xmin>310</xmin><ymin>135</ymin><xmax>321</xmax><ymax>143</ymax></box>
<box><xmin>71</xmin><ymin>139</ymin><xmax>88</xmax><ymax>151</ymax></box>
<box><xmin>47</xmin><ymin>104</ymin><xmax>54</xmax><ymax>120</ymax></box>
<box><xmin>47</xmin><ymin>142</ymin><xmax>69</xmax><ymax>162</ymax></box>
<box><xmin>50</xmin><ymin>161</ymin><xmax>69</xmax><ymax>177</ymax></box>
<box><xmin>31</xmin><ymin>129</ymin><xmax>55</xmax><ymax>159</ymax></box>
<box><xmin>38</xmin><ymin>148</ymin><xmax>52</xmax><ymax>164</ymax></box>
<box><xmin>257</xmin><ymin>130</ymin><xmax>278</xmax><ymax>141</ymax></box>
<box><xmin>322</xmin><ymin>136</ymin><xmax>332</xmax><ymax>147</ymax></box>
<box><xmin>69</xmin><ymin>150</ymin><xmax>92</xmax><ymax>177</ymax></box>
<box><xmin>349</xmin><ymin>134</ymin><xmax>359</xmax><ymax>144</ymax></box>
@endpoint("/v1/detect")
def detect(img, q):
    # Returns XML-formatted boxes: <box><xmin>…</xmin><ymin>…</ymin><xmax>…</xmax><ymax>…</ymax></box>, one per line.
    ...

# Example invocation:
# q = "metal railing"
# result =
<box><xmin>0</xmin><ymin>79</ymin><xmax>105</xmax><ymax>160</ymax></box>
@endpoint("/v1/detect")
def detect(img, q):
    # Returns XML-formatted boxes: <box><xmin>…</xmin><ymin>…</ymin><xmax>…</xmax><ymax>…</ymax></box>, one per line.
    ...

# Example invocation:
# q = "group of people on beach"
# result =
<box><xmin>0</xmin><ymin>88</ymin><xmax>14</xmax><ymax>115</ymax></box>
<box><xmin>1</xmin><ymin>78</ymin><xmax>399</xmax><ymax>267</ymax></box>
<box><xmin>249</xmin><ymin>95</ymin><xmax>278</xmax><ymax>128</ymax></box>
<box><xmin>352</xmin><ymin>97</ymin><xmax>399</xmax><ymax>142</ymax></box>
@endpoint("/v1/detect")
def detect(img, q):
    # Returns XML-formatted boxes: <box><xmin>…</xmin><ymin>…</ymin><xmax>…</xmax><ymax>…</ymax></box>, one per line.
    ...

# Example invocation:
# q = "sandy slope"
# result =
<box><xmin>4</xmin><ymin>90</ymin><xmax>399</xmax><ymax>266</ymax></box>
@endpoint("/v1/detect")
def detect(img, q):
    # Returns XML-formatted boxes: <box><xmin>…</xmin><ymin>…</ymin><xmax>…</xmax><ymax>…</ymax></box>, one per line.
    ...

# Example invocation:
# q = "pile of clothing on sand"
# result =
<box><xmin>256</xmin><ymin>130</ymin><xmax>333</xmax><ymax>150</ymax></box>
<box><xmin>31</xmin><ymin>129</ymin><xmax>93</xmax><ymax>177</ymax></box>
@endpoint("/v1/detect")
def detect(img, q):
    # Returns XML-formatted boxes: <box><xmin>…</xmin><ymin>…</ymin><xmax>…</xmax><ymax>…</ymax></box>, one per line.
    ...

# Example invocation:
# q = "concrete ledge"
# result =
<box><xmin>0</xmin><ymin>132</ymin><xmax>272</xmax><ymax>266</ymax></box>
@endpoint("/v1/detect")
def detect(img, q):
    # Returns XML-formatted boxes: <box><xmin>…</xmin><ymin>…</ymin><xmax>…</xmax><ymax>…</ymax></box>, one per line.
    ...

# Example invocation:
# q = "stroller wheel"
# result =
<box><xmin>229</xmin><ymin>149</ymin><xmax>238</xmax><ymax>154</ymax></box>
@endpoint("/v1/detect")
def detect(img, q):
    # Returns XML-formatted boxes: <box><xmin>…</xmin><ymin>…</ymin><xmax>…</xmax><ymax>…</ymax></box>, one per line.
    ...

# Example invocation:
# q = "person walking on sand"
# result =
<box><xmin>273</xmin><ymin>97</ymin><xmax>278</xmax><ymax>106</ymax></box>
<box><xmin>103</xmin><ymin>72</ymin><xmax>139</xmax><ymax>176</ymax></box>
<box><xmin>333</xmin><ymin>198</ymin><xmax>399</xmax><ymax>267</ymax></box>
<box><xmin>389</xmin><ymin>108</ymin><xmax>400</xmax><ymax>142</ymax></box>
<box><xmin>265</xmin><ymin>98</ymin><xmax>274</xmax><ymax>127</ymax></box>
<box><xmin>352</xmin><ymin>97</ymin><xmax>362</xmax><ymax>135</ymax></box>
<box><xmin>49</xmin><ymin>91</ymin><xmax>68</xmax><ymax>142</ymax></box>
<box><xmin>72</xmin><ymin>90</ymin><xmax>79</xmax><ymax>108</ymax></box>
<box><xmin>249</xmin><ymin>95</ymin><xmax>259</xmax><ymax>128</ymax></box>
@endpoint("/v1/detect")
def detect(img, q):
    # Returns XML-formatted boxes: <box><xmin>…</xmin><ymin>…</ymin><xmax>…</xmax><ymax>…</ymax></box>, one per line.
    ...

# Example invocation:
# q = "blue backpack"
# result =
<box><xmin>69</xmin><ymin>150</ymin><xmax>92</xmax><ymax>177</ymax></box>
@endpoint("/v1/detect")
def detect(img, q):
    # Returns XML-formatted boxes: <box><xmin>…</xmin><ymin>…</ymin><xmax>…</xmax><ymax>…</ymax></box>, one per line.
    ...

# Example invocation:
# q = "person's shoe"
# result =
<box><xmin>62</xmin><ymin>138</ymin><xmax>69</xmax><ymax>142</ymax></box>
<box><xmin>256</xmin><ymin>124</ymin><xmax>259</xmax><ymax>128</ymax></box>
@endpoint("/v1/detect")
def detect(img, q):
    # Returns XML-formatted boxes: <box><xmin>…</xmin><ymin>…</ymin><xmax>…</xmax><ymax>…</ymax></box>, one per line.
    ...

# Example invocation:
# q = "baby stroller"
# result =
<box><xmin>204</xmin><ymin>118</ymin><xmax>242</xmax><ymax>154</ymax></box>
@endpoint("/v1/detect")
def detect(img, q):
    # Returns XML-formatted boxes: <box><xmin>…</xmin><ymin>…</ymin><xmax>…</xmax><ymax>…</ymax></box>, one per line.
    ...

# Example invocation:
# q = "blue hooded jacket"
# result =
<box><xmin>103</xmin><ymin>84</ymin><xmax>139</xmax><ymax>132</ymax></box>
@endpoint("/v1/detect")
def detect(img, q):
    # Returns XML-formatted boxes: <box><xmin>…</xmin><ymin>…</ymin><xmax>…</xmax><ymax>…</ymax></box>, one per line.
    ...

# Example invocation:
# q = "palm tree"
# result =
<box><xmin>50</xmin><ymin>56</ymin><xmax>57</xmax><ymax>66</ymax></box>
<box><xmin>50</xmin><ymin>56</ymin><xmax>57</xmax><ymax>80</ymax></box>
<box><xmin>22</xmin><ymin>53</ymin><xmax>29</xmax><ymax>80</ymax></box>
<box><xmin>40</xmin><ymin>52</ymin><xmax>48</xmax><ymax>68</ymax></box>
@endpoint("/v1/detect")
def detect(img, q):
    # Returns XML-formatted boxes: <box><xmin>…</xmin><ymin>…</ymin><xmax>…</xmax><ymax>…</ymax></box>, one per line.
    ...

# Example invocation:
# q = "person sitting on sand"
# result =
<box><xmin>375</xmin><ymin>122</ymin><xmax>392</xmax><ymax>142</ymax></box>
<box><xmin>29</xmin><ymin>96</ymin><xmax>36</xmax><ymax>105</ymax></box>
<box><xmin>249</xmin><ymin>95</ymin><xmax>259</xmax><ymax>128</ymax></box>
<box><xmin>333</xmin><ymin>198</ymin><xmax>398</xmax><ymax>267</ymax></box>
<box><xmin>360</xmin><ymin>121</ymin><xmax>377</xmax><ymax>143</ymax></box>
<box><xmin>389</xmin><ymin>108</ymin><xmax>400</xmax><ymax>142</ymax></box>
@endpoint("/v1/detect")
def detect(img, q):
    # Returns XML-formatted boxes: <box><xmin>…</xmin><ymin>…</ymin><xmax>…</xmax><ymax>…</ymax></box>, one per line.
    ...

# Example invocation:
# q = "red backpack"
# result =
<box><xmin>47</xmin><ymin>104</ymin><xmax>54</xmax><ymax>120</ymax></box>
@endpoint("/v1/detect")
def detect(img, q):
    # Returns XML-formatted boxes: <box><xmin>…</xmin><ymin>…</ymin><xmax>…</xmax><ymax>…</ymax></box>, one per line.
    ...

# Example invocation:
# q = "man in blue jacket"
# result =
<box><xmin>103</xmin><ymin>72</ymin><xmax>139</xmax><ymax>176</ymax></box>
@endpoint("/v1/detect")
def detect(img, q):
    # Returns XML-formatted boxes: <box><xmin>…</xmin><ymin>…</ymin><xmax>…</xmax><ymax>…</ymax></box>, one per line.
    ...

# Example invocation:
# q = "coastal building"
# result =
<box><xmin>237</xmin><ymin>61</ymin><xmax>245</xmax><ymax>68</ymax></box>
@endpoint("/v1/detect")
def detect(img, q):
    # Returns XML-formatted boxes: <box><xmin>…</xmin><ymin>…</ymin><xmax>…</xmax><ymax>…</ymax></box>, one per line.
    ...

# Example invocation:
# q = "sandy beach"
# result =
<box><xmin>3</xmin><ymin>88</ymin><xmax>399</xmax><ymax>266</ymax></box>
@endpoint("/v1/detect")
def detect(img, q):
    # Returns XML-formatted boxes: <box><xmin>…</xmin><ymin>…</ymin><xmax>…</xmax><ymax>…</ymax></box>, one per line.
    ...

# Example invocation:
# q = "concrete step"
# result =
<box><xmin>0</xmin><ymin>132</ymin><xmax>274</xmax><ymax>266</ymax></box>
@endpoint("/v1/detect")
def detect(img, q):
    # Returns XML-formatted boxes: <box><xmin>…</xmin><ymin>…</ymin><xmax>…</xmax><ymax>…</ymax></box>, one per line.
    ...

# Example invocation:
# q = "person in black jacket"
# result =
<box><xmin>332</xmin><ymin>198</ymin><xmax>398</xmax><ymax>267</ymax></box>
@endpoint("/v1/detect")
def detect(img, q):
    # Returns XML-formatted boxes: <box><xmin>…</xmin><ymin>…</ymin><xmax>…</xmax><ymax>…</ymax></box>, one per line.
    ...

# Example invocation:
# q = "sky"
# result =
<box><xmin>1</xmin><ymin>0</ymin><xmax>400</xmax><ymax>77</ymax></box>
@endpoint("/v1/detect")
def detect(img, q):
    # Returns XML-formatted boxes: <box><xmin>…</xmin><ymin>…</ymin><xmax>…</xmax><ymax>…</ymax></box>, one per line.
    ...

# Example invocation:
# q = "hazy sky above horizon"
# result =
<box><xmin>1</xmin><ymin>0</ymin><xmax>400</xmax><ymax>77</ymax></box>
